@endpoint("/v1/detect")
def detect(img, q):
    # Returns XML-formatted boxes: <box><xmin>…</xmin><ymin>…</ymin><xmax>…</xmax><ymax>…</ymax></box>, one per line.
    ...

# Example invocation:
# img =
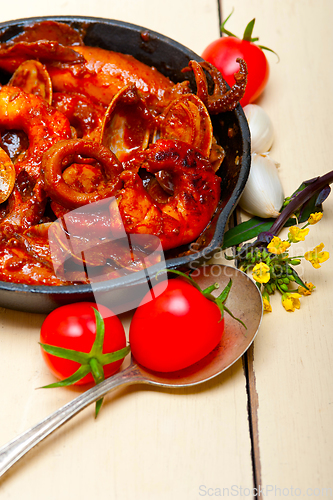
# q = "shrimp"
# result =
<box><xmin>0</xmin><ymin>176</ymin><xmax>47</xmax><ymax>241</ymax></box>
<box><xmin>117</xmin><ymin>139</ymin><xmax>221</xmax><ymax>250</ymax></box>
<box><xmin>0</xmin><ymin>85</ymin><xmax>72</xmax><ymax>241</ymax></box>
<box><xmin>47</xmin><ymin>45</ymin><xmax>174</xmax><ymax>112</ymax></box>
<box><xmin>47</xmin><ymin>46</ymin><xmax>174</xmax><ymax>111</ymax></box>
<box><xmin>0</xmin><ymin>40</ymin><xmax>85</xmax><ymax>74</ymax></box>
<box><xmin>0</xmin><ymin>220</ymin><xmax>67</xmax><ymax>285</ymax></box>
<box><xmin>0</xmin><ymin>238</ymin><xmax>66</xmax><ymax>285</ymax></box>
<box><xmin>0</xmin><ymin>39</ymin><xmax>175</xmax><ymax>111</ymax></box>
<box><xmin>0</xmin><ymin>85</ymin><xmax>72</xmax><ymax>180</ymax></box>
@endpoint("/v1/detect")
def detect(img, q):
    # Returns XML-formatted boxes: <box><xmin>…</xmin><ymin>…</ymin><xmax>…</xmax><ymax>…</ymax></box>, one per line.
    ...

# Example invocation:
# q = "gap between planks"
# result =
<box><xmin>230</xmin><ymin>206</ymin><xmax>263</xmax><ymax>496</ymax></box>
<box><xmin>243</xmin><ymin>344</ymin><xmax>262</xmax><ymax>497</ymax></box>
<box><xmin>217</xmin><ymin>2</ymin><xmax>262</xmax><ymax>494</ymax></box>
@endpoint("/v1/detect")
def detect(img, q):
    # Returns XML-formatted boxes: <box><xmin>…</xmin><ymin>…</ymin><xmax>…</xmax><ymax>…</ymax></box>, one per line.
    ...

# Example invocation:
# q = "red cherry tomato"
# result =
<box><xmin>40</xmin><ymin>302</ymin><xmax>126</xmax><ymax>385</ymax></box>
<box><xmin>202</xmin><ymin>36</ymin><xmax>269</xmax><ymax>107</ymax></box>
<box><xmin>129</xmin><ymin>279</ymin><xmax>224</xmax><ymax>372</ymax></box>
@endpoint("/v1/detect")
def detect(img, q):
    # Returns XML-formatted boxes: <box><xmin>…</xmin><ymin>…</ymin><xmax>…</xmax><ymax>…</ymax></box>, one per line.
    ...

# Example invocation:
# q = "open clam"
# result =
<box><xmin>8</xmin><ymin>60</ymin><xmax>53</xmax><ymax>104</ymax></box>
<box><xmin>158</xmin><ymin>93</ymin><xmax>213</xmax><ymax>158</ymax></box>
<box><xmin>100</xmin><ymin>85</ymin><xmax>154</xmax><ymax>162</ymax></box>
<box><xmin>0</xmin><ymin>147</ymin><xmax>16</xmax><ymax>204</ymax></box>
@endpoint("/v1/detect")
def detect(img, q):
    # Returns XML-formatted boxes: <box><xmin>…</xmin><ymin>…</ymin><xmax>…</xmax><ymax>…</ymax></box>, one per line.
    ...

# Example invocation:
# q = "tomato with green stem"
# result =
<box><xmin>129</xmin><ymin>271</ymin><xmax>244</xmax><ymax>373</ymax></box>
<box><xmin>202</xmin><ymin>11</ymin><xmax>277</xmax><ymax>106</ymax></box>
<box><xmin>40</xmin><ymin>302</ymin><xmax>130</xmax><ymax>417</ymax></box>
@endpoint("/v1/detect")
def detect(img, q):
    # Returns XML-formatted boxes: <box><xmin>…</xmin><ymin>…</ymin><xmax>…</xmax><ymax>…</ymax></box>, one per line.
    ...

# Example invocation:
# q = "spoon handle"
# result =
<box><xmin>0</xmin><ymin>363</ymin><xmax>142</xmax><ymax>478</ymax></box>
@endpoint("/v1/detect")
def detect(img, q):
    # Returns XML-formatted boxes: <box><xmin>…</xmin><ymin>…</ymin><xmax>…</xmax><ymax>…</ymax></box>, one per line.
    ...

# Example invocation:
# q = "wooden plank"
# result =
<box><xmin>0</xmin><ymin>1</ymin><xmax>254</xmax><ymax>498</ymax></box>
<box><xmin>221</xmin><ymin>0</ymin><xmax>333</xmax><ymax>492</ymax></box>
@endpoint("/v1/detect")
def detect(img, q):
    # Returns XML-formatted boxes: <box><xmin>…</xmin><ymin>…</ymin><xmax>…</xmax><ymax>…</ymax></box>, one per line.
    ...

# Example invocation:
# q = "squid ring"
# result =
<box><xmin>42</xmin><ymin>139</ymin><xmax>123</xmax><ymax>209</ymax></box>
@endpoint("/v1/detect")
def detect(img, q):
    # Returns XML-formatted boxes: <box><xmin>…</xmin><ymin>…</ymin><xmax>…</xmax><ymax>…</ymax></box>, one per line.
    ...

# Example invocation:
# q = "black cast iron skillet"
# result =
<box><xmin>0</xmin><ymin>16</ymin><xmax>251</xmax><ymax>314</ymax></box>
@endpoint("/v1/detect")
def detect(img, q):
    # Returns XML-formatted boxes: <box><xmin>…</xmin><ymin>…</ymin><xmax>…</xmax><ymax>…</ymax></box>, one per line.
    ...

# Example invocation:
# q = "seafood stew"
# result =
<box><xmin>0</xmin><ymin>17</ymin><xmax>250</xmax><ymax>313</ymax></box>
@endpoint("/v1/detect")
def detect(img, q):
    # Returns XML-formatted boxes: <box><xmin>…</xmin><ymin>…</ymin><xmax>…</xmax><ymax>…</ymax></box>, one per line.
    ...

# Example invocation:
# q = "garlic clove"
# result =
<box><xmin>244</xmin><ymin>104</ymin><xmax>274</xmax><ymax>154</ymax></box>
<box><xmin>239</xmin><ymin>153</ymin><xmax>284</xmax><ymax>218</ymax></box>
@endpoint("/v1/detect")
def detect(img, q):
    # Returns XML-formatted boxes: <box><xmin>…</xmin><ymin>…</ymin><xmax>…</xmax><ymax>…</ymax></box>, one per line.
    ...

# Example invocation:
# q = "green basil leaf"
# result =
<box><xmin>222</xmin><ymin>215</ymin><xmax>301</xmax><ymax>249</ymax></box>
<box><xmin>222</xmin><ymin>217</ymin><xmax>274</xmax><ymax>248</ymax></box>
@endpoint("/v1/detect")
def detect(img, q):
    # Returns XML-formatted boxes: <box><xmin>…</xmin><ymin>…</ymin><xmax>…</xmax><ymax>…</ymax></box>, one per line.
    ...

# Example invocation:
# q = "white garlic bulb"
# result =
<box><xmin>239</xmin><ymin>153</ymin><xmax>284</xmax><ymax>218</ymax></box>
<box><xmin>244</xmin><ymin>104</ymin><xmax>274</xmax><ymax>153</ymax></box>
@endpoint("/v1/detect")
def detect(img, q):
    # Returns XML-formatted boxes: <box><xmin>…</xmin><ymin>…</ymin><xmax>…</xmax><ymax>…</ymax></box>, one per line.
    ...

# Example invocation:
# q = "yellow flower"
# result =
<box><xmin>252</xmin><ymin>263</ymin><xmax>270</xmax><ymax>284</ymax></box>
<box><xmin>288</xmin><ymin>226</ymin><xmax>309</xmax><ymax>243</ymax></box>
<box><xmin>282</xmin><ymin>292</ymin><xmax>302</xmax><ymax>312</ymax></box>
<box><xmin>308</xmin><ymin>212</ymin><xmax>323</xmax><ymax>225</ymax></box>
<box><xmin>262</xmin><ymin>295</ymin><xmax>272</xmax><ymax>313</ymax></box>
<box><xmin>304</xmin><ymin>243</ymin><xmax>330</xmax><ymax>269</ymax></box>
<box><xmin>267</xmin><ymin>236</ymin><xmax>290</xmax><ymax>254</ymax></box>
<box><xmin>298</xmin><ymin>282</ymin><xmax>315</xmax><ymax>296</ymax></box>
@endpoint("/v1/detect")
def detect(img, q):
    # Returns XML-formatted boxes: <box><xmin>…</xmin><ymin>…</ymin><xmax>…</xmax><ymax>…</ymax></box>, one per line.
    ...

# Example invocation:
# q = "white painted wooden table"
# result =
<box><xmin>0</xmin><ymin>1</ymin><xmax>332</xmax><ymax>498</ymax></box>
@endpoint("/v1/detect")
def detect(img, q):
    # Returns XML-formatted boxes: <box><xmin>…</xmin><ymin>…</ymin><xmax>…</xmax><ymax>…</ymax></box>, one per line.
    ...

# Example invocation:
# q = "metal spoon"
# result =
<box><xmin>0</xmin><ymin>265</ymin><xmax>262</xmax><ymax>478</ymax></box>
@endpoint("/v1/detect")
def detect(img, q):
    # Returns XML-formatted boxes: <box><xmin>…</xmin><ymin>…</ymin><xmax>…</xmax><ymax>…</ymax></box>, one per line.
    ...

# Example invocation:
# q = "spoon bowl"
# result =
<box><xmin>0</xmin><ymin>265</ymin><xmax>262</xmax><ymax>478</ymax></box>
<box><xmin>133</xmin><ymin>265</ymin><xmax>263</xmax><ymax>386</ymax></box>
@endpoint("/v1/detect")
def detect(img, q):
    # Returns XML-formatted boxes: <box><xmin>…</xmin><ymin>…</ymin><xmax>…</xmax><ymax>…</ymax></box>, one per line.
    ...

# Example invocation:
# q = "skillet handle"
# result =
<box><xmin>0</xmin><ymin>363</ymin><xmax>141</xmax><ymax>478</ymax></box>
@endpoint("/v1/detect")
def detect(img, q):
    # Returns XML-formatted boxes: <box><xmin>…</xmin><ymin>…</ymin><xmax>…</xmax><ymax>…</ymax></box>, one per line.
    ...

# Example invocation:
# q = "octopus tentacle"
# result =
<box><xmin>205</xmin><ymin>58</ymin><xmax>247</xmax><ymax>113</ymax></box>
<box><xmin>182</xmin><ymin>60</ymin><xmax>209</xmax><ymax>104</ymax></box>
<box><xmin>0</xmin><ymin>85</ymin><xmax>72</xmax><ymax>180</ymax></box>
<box><xmin>199</xmin><ymin>61</ymin><xmax>229</xmax><ymax>96</ymax></box>
<box><xmin>186</xmin><ymin>58</ymin><xmax>248</xmax><ymax>114</ymax></box>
